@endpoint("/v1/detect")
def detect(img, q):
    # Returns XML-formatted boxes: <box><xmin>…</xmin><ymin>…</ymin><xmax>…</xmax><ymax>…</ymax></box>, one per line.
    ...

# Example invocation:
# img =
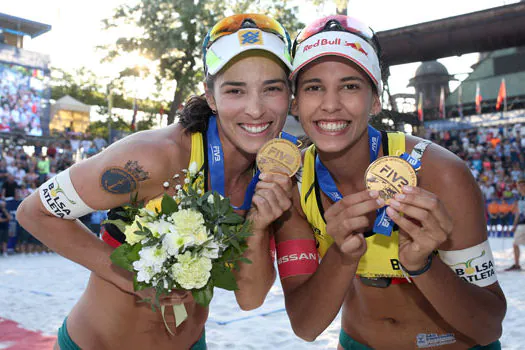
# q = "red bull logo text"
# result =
<box><xmin>303</xmin><ymin>38</ymin><xmax>342</xmax><ymax>53</ymax></box>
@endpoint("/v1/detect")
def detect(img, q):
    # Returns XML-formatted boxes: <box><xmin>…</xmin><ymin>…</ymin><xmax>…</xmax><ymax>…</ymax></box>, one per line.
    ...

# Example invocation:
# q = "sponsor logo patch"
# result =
<box><xmin>238</xmin><ymin>30</ymin><xmax>263</xmax><ymax>46</ymax></box>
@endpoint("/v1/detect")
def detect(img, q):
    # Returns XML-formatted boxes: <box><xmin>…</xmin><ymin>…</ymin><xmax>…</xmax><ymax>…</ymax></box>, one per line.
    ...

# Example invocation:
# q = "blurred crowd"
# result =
<box><xmin>428</xmin><ymin>123</ymin><xmax>525</xmax><ymax>237</ymax></box>
<box><xmin>0</xmin><ymin>133</ymin><xmax>107</xmax><ymax>256</ymax></box>
<box><xmin>0</xmin><ymin>63</ymin><xmax>44</xmax><ymax>136</ymax></box>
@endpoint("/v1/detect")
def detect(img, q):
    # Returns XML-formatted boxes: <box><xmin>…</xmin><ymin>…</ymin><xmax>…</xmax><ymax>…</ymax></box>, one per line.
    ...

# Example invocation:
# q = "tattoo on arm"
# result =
<box><xmin>101</xmin><ymin>160</ymin><xmax>151</xmax><ymax>194</ymax></box>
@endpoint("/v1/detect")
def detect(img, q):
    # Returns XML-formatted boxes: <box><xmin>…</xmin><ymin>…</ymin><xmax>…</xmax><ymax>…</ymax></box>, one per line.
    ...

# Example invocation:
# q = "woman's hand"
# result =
<box><xmin>386</xmin><ymin>186</ymin><xmax>453</xmax><ymax>271</ymax></box>
<box><xmin>247</xmin><ymin>172</ymin><xmax>293</xmax><ymax>232</ymax></box>
<box><xmin>325</xmin><ymin>190</ymin><xmax>383</xmax><ymax>264</ymax></box>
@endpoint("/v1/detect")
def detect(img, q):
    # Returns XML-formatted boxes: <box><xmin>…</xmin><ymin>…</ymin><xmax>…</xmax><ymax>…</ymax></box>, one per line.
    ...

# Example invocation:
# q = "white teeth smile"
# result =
<box><xmin>240</xmin><ymin>123</ymin><xmax>270</xmax><ymax>133</ymax></box>
<box><xmin>316</xmin><ymin>121</ymin><xmax>349</xmax><ymax>132</ymax></box>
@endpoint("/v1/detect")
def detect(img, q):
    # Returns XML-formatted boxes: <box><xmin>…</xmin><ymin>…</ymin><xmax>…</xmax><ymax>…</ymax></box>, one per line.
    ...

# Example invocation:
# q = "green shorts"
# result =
<box><xmin>58</xmin><ymin>317</ymin><xmax>207</xmax><ymax>349</ymax></box>
<box><xmin>339</xmin><ymin>329</ymin><xmax>501</xmax><ymax>350</ymax></box>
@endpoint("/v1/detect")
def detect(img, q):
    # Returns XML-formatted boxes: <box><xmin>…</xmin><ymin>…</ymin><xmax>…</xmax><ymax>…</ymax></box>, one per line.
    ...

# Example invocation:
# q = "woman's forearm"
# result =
<box><xmin>17</xmin><ymin>197</ymin><xmax>134</xmax><ymax>294</ymax></box>
<box><xmin>234</xmin><ymin>229</ymin><xmax>275</xmax><ymax>310</ymax></box>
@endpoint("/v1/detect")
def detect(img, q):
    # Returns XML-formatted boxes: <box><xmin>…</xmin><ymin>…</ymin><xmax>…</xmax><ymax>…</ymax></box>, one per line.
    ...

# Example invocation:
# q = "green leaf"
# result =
<box><xmin>192</xmin><ymin>282</ymin><xmax>214</xmax><ymax>307</ymax></box>
<box><xmin>211</xmin><ymin>263</ymin><xmax>238</xmax><ymax>291</ymax></box>
<box><xmin>103</xmin><ymin>219</ymin><xmax>128</xmax><ymax>233</ymax></box>
<box><xmin>110</xmin><ymin>243</ymin><xmax>134</xmax><ymax>271</ymax></box>
<box><xmin>238</xmin><ymin>257</ymin><xmax>252</xmax><ymax>265</ymax></box>
<box><xmin>229</xmin><ymin>238</ymin><xmax>240</xmax><ymax>251</ymax></box>
<box><xmin>127</xmin><ymin>242</ymin><xmax>142</xmax><ymax>262</ymax></box>
<box><xmin>161</xmin><ymin>193</ymin><xmax>178</xmax><ymax>215</ymax></box>
<box><xmin>133</xmin><ymin>275</ymin><xmax>150</xmax><ymax>291</ymax></box>
<box><xmin>220</xmin><ymin>213</ymin><xmax>245</xmax><ymax>225</ymax></box>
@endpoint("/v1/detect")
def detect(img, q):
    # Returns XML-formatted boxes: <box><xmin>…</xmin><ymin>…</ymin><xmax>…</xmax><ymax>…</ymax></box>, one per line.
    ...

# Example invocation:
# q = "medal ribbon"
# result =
<box><xmin>207</xmin><ymin>116</ymin><xmax>299</xmax><ymax>210</ymax></box>
<box><xmin>316</xmin><ymin>125</ymin><xmax>395</xmax><ymax>236</ymax></box>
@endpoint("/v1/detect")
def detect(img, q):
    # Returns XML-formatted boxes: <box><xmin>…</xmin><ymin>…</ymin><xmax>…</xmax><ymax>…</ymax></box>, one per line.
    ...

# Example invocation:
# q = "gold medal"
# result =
<box><xmin>365</xmin><ymin>156</ymin><xmax>417</xmax><ymax>204</ymax></box>
<box><xmin>257</xmin><ymin>138</ymin><xmax>301</xmax><ymax>177</ymax></box>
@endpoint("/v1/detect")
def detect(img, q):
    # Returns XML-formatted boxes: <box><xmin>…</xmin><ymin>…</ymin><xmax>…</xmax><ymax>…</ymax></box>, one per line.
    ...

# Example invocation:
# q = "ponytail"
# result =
<box><xmin>177</xmin><ymin>94</ymin><xmax>213</xmax><ymax>133</ymax></box>
<box><xmin>177</xmin><ymin>75</ymin><xmax>216</xmax><ymax>133</ymax></box>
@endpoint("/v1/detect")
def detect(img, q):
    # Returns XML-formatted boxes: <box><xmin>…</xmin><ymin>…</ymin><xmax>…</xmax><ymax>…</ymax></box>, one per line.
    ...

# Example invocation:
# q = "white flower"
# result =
<box><xmin>123</xmin><ymin>217</ymin><xmax>146</xmax><ymax>245</ymax></box>
<box><xmin>163</xmin><ymin>232</ymin><xmax>195</xmax><ymax>256</ymax></box>
<box><xmin>139</xmin><ymin>245</ymin><xmax>167</xmax><ymax>273</ymax></box>
<box><xmin>148</xmin><ymin>219</ymin><xmax>172</xmax><ymax>238</ymax></box>
<box><xmin>132</xmin><ymin>245</ymin><xmax>168</xmax><ymax>284</ymax></box>
<box><xmin>202</xmin><ymin>239</ymin><xmax>221</xmax><ymax>259</ymax></box>
<box><xmin>171</xmin><ymin>251</ymin><xmax>212</xmax><ymax>289</ymax></box>
<box><xmin>207</xmin><ymin>195</ymin><xmax>214</xmax><ymax>204</ymax></box>
<box><xmin>170</xmin><ymin>209</ymin><xmax>205</xmax><ymax>237</ymax></box>
<box><xmin>134</xmin><ymin>264</ymin><xmax>155</xmax><ymax>283</ymax></box>
<box><xmin>194</xmin><ymin>227</ymin><xmax>210</xmax><ymax>246</ymax></box>
<box><xmin>188</xmin><ymin>161</ymin><xmax>199</xmax><ymax>176</ymax></box>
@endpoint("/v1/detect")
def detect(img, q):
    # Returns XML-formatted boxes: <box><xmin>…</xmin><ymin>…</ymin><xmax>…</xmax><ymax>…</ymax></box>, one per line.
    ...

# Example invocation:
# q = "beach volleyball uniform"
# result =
<box><xmin>338</xmin><ymin>329</ymin><xmax>501</xmax><ymax>350</ymax></box>
<box><xmin>514</xmin><ymin>196</ymin><xmax>525</xmax><ymax>245</ymax></box>
<box><xmin>299</xmin><ymin>133</ymin><xmax>502</xmax><ymax>350</ymax></box>
<box><xmin>299</xmin><ymin>131</ymin><xmax>413</xmax><ymax>281</ymax></box>
<box><xmin>57</xmin><ymin>317</ymin><xmax>206</xmax><ymax>350</ymax></box>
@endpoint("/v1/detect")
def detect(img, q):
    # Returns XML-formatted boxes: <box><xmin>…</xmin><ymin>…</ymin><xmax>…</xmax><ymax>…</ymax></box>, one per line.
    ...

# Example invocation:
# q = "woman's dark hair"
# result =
<box><xmin>177</xmin><ymin>76</ymin><xmax>215</xmax><ymax>133</ymax></box>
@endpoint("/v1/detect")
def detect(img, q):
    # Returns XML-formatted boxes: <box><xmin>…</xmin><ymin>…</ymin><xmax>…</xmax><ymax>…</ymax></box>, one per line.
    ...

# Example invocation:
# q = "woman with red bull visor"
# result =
<box><xmin>273</xmin><ymin>15</ymin><xmax>505</xmax><ymax>349</ymax></box>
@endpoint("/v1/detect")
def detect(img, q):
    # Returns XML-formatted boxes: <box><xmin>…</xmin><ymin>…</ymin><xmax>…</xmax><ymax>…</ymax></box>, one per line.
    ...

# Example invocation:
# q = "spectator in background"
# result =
<box><xmin>24</xmin><ymin>165</ymin><xmax>38</xmax><ymax>186</ymax></box>
<box><xmin>506</xmin><ymin>178</ymin><xmax>525</xmax><ymax>270</ymax></box>
<box><xmin>93</xmin><ymin>135</ymin><xmax>107</xmax><ymax>152</ymax></box>
<box><xmin>487</xmin><ymin>192</ymin><xmax>501</xmax><ymax>236</ymax></box>
<box><xmin>4</xmin><ymin>149</ymin><xmax>14</xmax><ymax>166</ymax></box>
<box><xmin>34</xmin><ymin>141</ymin><xmax>42</xmax><ymax>158</ymax></box>
<box><xmin>2</xmin><ymin>174</ymin><xmax>19</xmax><ymax>199</ymax></box>
<box><xmin>0</xmin><ymin>200</ymin><xmax>11</xmax><ymax>256</ymax></box>
<box><xmin>0</xmin><ymin>159</ymin><xmax>8</xmax><ymax>188</ymax></box>
<box><xmin>36</xmin><ymin>154</ymin><xmax>50</xmax><ymax>184</ymax></box>
<box><xmin>4</xmin><ymin>190</ymin><xmax>22</xmax><ymax>254</ymax></box>
<box><xmin>6</xmin><ymin>159</ymin><xmax>17</xmax><ymax>177</ymax></box>
<box><xmin>13</xmin><ymin>161</ymin><xmax>26</xmax><ymax>186</ymax></box>
<box><xmin>46</xmin><ymin>142</ymin><xmax>57</xmax><ymax>159</ymax></box>
<box><xmin>47</xmin><ymin>166</ymin><xmax>57</xmax><ymax>181</ymax></box>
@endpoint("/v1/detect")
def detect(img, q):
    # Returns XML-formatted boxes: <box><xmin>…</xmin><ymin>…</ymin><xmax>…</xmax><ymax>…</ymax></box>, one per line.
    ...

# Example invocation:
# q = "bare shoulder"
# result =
<box><xmin>67</xmin><ymin>124</ymin><xmax>193</xmax><ymax>209</ymax></box>
<box><xmin>405</xmin><ymin>135</ymin><xmax>486</xmax><ymax>249</ymax></box>
<box><xmin>405</xmin><ymin>135</ymin><xmax>473</xmax><ymax>192</ymax></box>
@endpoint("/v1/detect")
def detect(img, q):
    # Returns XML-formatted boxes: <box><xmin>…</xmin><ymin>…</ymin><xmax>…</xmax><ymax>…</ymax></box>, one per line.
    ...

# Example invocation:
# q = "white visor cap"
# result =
<box><xmin>290</xmin><ymin>31</ymin><xmax>382</xmax><ymax>94</ymax></box>
<box><xmin>205</xmin><ymin>29</ymin><xmax>292</xmax><ymax>76</ymax></box>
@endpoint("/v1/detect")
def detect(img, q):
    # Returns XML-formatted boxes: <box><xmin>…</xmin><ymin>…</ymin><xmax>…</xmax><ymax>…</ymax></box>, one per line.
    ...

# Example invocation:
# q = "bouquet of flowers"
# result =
<box><xmin>107</xmin><ymin>162</ymin><xmax>252</xmax><ymax>333</ymax></box>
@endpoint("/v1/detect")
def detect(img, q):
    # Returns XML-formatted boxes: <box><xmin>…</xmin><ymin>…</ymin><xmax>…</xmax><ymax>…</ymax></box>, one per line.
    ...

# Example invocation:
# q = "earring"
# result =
<box><xmin>211</xmin><ymin>109</ymin><xmax>217</xmax><ymax>115</ymax></box>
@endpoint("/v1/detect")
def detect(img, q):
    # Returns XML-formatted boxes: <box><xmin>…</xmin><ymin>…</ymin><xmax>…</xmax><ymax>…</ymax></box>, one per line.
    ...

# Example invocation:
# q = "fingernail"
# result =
<box><xmin>395</xmin><ymin>193</ymin><xmax>405</xmax><ymax>200</ymax></box>
<box><xmin>376</xmin><ymin>198</ymin><xmax>385</xmax><ymax>206</ymax></box>
<box><xmin>259</xmin><ymin>173</ymin><xmax>267</xmax><ymax>180</ymax></box>
<box><xmin>386</xmin><ymin>207</ymin><xmax>398</xmax><ymax>217</ymax></box>
<box><xmin>389</xmin><ymin>199</ymin><xmax>400</xmax><ymax>208</ymax></box>
<box><xmin>403</xmin><ymin>186</ymin><xmax>413</xmax><ymax>192</ymax></box>
<box><xmin>369</xmin><ymin>190</ymin><xmax>379</xmax><ymax>198</ymax></box>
